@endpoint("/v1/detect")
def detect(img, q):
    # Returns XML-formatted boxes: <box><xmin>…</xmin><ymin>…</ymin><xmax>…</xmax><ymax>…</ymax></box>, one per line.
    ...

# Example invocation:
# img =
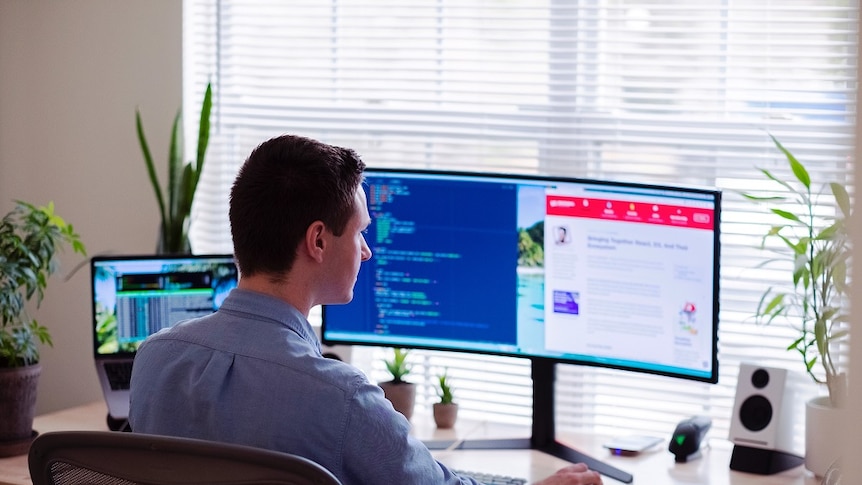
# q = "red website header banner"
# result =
<box><xmin>546</xmin><ymin>195</ymin><xmax>715</xmax><ymax>230</ymax></box>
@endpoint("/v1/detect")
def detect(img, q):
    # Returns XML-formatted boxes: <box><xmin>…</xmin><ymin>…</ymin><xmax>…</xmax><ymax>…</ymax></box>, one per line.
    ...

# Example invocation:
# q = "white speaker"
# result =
<box><xmin>729</xmin><ymin>363</ymin><xmax>795</xmax><ymax>451</ymax></box>
<box><xmin>728</xmin><ymin>362</ymin><xmax>802</xmax><ymax>474</ymax></box>
<box><xmin>312</xmin><ymin>325</ymin><xmax>353</xmax><ymax>363</ymax></box>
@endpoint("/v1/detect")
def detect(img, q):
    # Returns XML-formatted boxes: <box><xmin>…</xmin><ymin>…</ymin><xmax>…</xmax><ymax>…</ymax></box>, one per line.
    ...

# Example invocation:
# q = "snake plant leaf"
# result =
<box><xmin>168</xmin><ymin>109</ymin><xmax>183</xmax><ymax>232</ymax></box>
<box><xmin>135</xmin><ymin>109</ymin><xmax>167</xmax><ymax>227</ymax></box>
<box><xmin>195</xmin><ymin>83</ymin><xmax>213</xmax><ymax>177</ymax></box>
<box><xmin>180</xmin><ymin>163</ymin><xmax>196</xmax><ymax>217</ymax></box>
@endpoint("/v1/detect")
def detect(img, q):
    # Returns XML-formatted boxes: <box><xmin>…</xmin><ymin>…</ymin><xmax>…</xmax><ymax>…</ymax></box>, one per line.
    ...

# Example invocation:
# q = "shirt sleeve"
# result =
<box><xmin>339</xmin><ymin>379</ymin><xmax>481</xmax><ymax>485</ymax></box>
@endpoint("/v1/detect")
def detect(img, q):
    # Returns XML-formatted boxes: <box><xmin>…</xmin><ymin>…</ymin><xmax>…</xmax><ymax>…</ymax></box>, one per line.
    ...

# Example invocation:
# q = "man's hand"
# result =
<box><xmin>533</xmin><ymin>463</ymin><xmax>603</xmax><ymax>485</ymax></box>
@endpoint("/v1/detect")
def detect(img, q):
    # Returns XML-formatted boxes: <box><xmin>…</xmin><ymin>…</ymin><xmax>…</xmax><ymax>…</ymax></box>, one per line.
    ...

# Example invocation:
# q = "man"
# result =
<box><xmin>129</xmin><ymin>134</ymin><xmax>602</xmax><ymax>485</ymax></box>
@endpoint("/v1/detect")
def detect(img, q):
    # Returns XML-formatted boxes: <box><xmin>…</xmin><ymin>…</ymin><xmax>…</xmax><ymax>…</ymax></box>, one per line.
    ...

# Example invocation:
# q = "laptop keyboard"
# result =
<box><xmin>104</xmin><ymin>361</ymin><xmax>134</xmax><ymax>390</ymax></box>
<box><xmin>454</xmin><ymin>469</ymin><xmax>527</xmax><ymax>485</ymax></box>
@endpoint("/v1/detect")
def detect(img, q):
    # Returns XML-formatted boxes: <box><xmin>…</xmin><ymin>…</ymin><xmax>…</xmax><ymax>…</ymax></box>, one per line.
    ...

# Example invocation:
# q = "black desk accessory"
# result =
<box><xmin>668</xmin><ymin>415</ymin><xmax>712</xmax><ymax>462</ymax></box>
<box><xmin>728</xmin><ymin>445</ymin><xmax>804</xmax><ymax>474</ymax></box>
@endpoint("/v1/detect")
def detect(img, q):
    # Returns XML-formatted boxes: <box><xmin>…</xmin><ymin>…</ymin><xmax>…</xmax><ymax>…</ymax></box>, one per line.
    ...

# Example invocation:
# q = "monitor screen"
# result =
<box><xmin>91</xmin><ymin>254</ymin><xmax>239</xmax><ymax>356</ymax></box>
<box><xmin>323</xmin><ymin>169</ymin><xmax>721</xmax><ymax>383</ymax></box>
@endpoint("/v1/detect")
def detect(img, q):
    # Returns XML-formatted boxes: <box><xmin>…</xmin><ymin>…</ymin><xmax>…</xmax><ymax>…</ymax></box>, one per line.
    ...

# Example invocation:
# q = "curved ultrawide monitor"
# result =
<box><xmin>323</xmin><ymin>169</ymin><xmax>720</xmax><ymax>383</ymax></box>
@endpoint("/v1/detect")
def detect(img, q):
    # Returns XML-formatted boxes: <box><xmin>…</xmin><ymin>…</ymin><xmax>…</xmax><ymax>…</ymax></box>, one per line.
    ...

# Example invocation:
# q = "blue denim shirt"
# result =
<box><xmin>129</xmin><ymin>289</ymin><xmax>478</xmax><ymax>485</ymax></box>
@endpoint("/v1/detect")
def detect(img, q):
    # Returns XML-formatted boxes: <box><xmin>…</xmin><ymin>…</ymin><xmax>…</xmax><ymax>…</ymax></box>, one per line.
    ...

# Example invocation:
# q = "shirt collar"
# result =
<box><xmin>220</xmin><ymin>288</ymin><xmax>321</xmax><ymax>353</ymax></box>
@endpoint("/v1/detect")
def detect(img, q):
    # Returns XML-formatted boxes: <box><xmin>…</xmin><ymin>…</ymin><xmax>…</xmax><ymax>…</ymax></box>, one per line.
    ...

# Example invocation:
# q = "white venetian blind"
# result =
<box><xmin>182</xmin><ymin>0</ymin><xmax>857</xmax><ymax>452</ymax></box>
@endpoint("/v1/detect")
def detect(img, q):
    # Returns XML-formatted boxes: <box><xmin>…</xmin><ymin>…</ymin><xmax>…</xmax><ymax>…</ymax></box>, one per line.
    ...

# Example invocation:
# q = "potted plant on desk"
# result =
<box><xmin>743</xmin><ymin>134</ymin><xmax>850</xmax><ymax>476</ymax></box>
<box><xmin>0</xmin><ymin>201</ymin><xmax>86</xmax><ymax>456</ymax></box>
<box><xmin>433</xmin><ymin>369</ymin><xmax>458</xmax><ymax>429</ymax></box>
<box><xmin>379</xmin><ymin>348</ymin><xmax>416</xmax><ymax>420</ymax></box>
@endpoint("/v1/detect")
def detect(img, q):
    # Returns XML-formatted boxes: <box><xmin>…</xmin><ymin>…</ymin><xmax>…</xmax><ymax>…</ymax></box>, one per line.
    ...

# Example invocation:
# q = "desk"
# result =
<box><xmin>0</xmin><ymin>401</ymin><xmax>818</xmax><ymax>485</ymax></box>
<box><xmin>0</xmin><ymin>401</ymin><xmax>107</xmax><ymax>485</ymax></box>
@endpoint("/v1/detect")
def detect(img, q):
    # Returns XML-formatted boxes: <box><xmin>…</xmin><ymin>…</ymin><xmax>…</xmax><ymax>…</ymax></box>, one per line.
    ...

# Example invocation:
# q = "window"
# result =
<box><xmin>183</xmin><ymin>0</ymin><xmax>857</xmax><ymax>451</ymax></box>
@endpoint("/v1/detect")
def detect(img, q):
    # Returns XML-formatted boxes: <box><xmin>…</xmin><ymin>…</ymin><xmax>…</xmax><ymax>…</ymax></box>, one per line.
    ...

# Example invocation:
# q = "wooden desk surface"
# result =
<box><xmin>0</xmin><ymin>401</ymin><xmax>108</xmax><ymax>485</ymax></box>
<box><xmin>417</xmin><ymin>419</ymin><xmax>817</xmax><ymax>485</ymax></box>
<box><xmin>0</xmin><ymin>401</ymin><xmax>819</xmax><ymax>485</ymax></box>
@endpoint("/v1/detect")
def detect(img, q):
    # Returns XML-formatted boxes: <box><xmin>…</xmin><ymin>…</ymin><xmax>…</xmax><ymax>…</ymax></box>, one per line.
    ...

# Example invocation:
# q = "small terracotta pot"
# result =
<box><xmin>379</xmin><ymin>381</ymin><xmax>416</xmax><ymax>420</ymax></box>
<box><xmin>433</xmin><ymin>402</ymin><xmax>458</xmax><ymax>429</ymax></box>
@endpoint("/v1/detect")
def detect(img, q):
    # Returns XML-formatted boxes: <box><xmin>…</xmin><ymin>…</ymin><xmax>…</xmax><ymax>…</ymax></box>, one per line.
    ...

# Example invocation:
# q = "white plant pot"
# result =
<box><xmin>805</xmin><ymin>395</ymin><xmax>845</xmax><ymax>477</ymax></box>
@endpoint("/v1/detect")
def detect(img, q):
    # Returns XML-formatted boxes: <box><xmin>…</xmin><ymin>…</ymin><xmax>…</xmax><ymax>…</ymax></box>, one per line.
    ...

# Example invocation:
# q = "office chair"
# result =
<box><xmin>28</xmin><ymin>430</ymin><xmax>342</xmax><ymax>485</ymax></box>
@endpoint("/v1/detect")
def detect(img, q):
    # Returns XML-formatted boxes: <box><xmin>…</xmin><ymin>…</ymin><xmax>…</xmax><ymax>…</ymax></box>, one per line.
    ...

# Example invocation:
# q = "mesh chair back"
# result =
<box><xmin>28</xmin><ymin>431</ymin><xmax>341</xmax><ymax>485</ymax></box>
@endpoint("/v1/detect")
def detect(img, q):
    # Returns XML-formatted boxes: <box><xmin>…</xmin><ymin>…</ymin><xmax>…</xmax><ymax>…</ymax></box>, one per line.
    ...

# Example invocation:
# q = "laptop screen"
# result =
<box><xmin>91</xmin><ymin>254</ymin><xmax>239</xmax><ymax>357</ymax></box>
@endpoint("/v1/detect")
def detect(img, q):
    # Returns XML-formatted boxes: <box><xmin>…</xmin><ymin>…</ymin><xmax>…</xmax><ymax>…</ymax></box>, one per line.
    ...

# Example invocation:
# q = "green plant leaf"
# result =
<box><xmin>384</xmin><ymin>348</ymin><xmax>412</xmax><ymax>383</ymax></box>
<box><xmin>770</xmin><ymin>134</ymin><xmax>811</xmax><ymax>189</ymax></box>
<box><xmin>815</xmin><ymin>223</ymin><xmax>840</xmax><ymax>241</ymax></box>
<box><xmin>179</xmin><ymin>163</ymin><xmax>196</xmax><ymax>218</ymax></box>
<box><xmin>167</xmin><ymin>109</ymin><xmax>183</xmax><ymax>232</ymax></box>
<box><xmin>136</xmin><ymin>109</ymin><xmax>167</xmax><ymax>226</ymax></box>
<box><xmin>760</xmin><ymin>293</ymin><xmax>785</xmax><ymax>315</ymax></box>
<box><xmin>437</xmin><ymin>371</ymin><xmax>454</xmax><ymax>404</ymax></box>
<box><xmin>830</xmin><ymin>182</ymin><xmax>851</xmax><ymax>219</ymax></box>
<box><xmin>740</xmin><ymin>193</ymin><xmax>784</xmax><ymax>202</ymax></box>
<box><xmin>770</xmin><ymin>208</ymin><xmax>801</xmax><ymax>224</ymax></box>
<box><xmin>787</xmin><ymin>335</ymin><xmax>805</xmax><ymax>351</ymax></box>
<box><xmin>195</xmin><ymin>83</ymin><xmax>213</xmax><ymax>177</ymax></box>
<box><xmin>759</xmin><ymin>168</ymin><xmax>795</xmax><ymax>194</ymax></box>
<box><xmin>833</xmin><ymin>259</ymin><xmax>848</xmax><ymax>293</ymax></box>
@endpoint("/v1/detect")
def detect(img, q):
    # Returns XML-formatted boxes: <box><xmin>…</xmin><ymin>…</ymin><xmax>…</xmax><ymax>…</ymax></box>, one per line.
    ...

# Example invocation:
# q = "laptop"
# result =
<box><xmin>90</xmin><ymin>254</ymin><xmax>239</xmax><ymax>421</ymax></box>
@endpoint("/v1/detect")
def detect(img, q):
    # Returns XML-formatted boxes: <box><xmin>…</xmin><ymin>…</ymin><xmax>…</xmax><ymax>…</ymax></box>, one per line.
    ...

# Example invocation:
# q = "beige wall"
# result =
<box><xmin>0</xmin><ymin>0</ymin><xmax>182</xmax><ymax>414</ymax></box>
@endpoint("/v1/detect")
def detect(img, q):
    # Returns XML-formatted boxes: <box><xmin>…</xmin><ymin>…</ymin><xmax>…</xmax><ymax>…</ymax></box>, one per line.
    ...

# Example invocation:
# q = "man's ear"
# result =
<box><xmin>305</xmin><ymin>221</ymin><xmax>327</xmax><ymax>262</ymax></box>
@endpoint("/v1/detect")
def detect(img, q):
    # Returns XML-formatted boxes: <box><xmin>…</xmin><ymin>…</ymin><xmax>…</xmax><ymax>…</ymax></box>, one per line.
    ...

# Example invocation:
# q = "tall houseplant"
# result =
<box><xmin>0</xmin><ymin>201</ymin><xmax>86</xmax><ymax>455</ymax></box>
<box><xmin>136</xmin><ymin>82</ymin><xmax>212</xmax><ymax>254</ymax></box>
<box><xmin>379</xmin><ymin>348</ymin><xmax>416</xmax><ymax>420</ymax></box>
<box><xmin>743</xmin><ymin>134</ymin><xmax>850</xmax><ymax>475</ymax></box>
<box><xmin>744</xmin><ymin>134</ymin><xmax>850</xmax><ymax>405</ymax></box>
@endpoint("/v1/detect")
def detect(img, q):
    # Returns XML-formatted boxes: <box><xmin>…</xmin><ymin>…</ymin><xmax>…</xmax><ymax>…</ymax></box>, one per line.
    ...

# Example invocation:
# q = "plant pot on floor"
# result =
<box><xmin>806</xmin><ymin>395</ymin><xmax>846</xmax><ymax>477</ymax></box>
<box><xmin>0</xmin><ymin>364</ymin><xmax>41</xmax><ymax>457</ymax></box>
<box><xmin>433</xmin><ymin>402</ymin><xmax>458</xmax><ymax>429</ymax></box>
<box><xmin>379</xmin><ymin>381</ymin><xmax>416</xmax><ymax>421</ymax></box>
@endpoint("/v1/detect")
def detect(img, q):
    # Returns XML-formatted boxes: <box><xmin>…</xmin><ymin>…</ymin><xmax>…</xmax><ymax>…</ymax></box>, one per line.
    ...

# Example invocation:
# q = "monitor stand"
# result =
<box><xmin>423</xmin><ymin>358</ymin><xmax>633</xmax><ymax>484</ymax></box>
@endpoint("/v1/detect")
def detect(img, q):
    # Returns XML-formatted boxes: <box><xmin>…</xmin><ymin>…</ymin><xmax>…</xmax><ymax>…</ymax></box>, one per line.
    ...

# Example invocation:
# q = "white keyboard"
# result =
<box><xmin>453</xmin><ymin>469</ymin><xmax>528</xmax><ymax>485</ymax></box>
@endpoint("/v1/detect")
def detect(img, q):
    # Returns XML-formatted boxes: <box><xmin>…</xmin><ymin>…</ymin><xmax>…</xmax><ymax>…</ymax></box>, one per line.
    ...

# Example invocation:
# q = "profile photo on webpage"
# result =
<box><xmin>555</xmin><ymin>225</ymin><xmax>571</xmax><ymax>245</ymax></box>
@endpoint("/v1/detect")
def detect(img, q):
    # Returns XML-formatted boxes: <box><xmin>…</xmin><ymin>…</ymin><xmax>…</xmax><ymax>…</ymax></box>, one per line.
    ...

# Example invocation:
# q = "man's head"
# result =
<box><xmin>229</xmin><ymin>135</ymin><xmax>367</xmax><ymax>280</ymax></box>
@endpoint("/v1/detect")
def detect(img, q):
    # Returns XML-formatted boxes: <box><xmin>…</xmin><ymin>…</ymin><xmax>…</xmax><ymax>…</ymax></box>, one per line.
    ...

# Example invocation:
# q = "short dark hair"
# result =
<box><xmin>229</xmin><ymin>134</ymin><xmax>366</xmax><ymax>277</ymax></box>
